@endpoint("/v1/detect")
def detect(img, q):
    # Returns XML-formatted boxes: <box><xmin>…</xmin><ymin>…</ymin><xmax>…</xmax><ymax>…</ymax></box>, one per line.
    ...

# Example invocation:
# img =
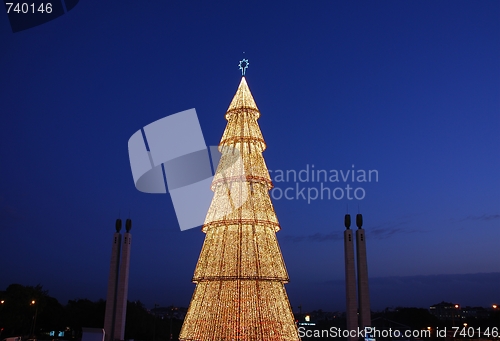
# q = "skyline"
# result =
<box><xmin>1</xmin><ymin>273</ymin><xmax>499</xmax><ymax>312</ymax></box>
<box><xmin>0</xmin><ymin>1</ymin><xmax>499</xmax><ymax>312</ymax></box>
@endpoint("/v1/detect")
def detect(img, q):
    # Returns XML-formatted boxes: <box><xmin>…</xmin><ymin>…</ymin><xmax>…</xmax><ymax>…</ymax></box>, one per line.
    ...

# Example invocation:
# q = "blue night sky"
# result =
<box><xmin>0</xmin><ymin>1</ymin><xmax>499</xmax><ymax>312</ymax></box>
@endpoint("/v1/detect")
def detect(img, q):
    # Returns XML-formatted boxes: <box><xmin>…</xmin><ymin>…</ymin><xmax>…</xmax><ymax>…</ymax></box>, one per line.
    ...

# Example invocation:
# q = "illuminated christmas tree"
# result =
<box><xmin>180</xmin><ymin>60</ymin><xmax>300</xmax><ymax>341</ymax></box>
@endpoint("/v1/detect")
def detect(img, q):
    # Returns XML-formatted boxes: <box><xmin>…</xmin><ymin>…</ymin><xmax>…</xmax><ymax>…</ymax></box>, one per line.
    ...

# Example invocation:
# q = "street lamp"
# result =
<box><xmin>30</xmin><ymin>300</ymin><xmax>38</xmax><ymax>338</ymax></box>
<box><xmin>452</xmin><ymin>304</ymin><xmax>460</xmax><ymax>327</ymax></box>
<box><xmin>493</xmin><ymin>304</ymin><xmax>498</xmax><ymax>309</ymax></box>
<box><xmin>0</xmin><ymin>300</ymin><xmax>4</xmax><ymax>339</ymax></box>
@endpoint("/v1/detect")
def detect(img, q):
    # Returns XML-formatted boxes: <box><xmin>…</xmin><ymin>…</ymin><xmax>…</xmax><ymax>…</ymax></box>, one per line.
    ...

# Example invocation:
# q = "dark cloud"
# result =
<box><xmin>280</xmin><ymin>218</ymin><xmax>423</xmax><ymax>242</ymax></box>
<box><xmin>461</xmin><ymin>214</ymin><xmax>500</xmax><ymax>222</ymax></box>
<box><xmin>322</xmin><ymin>272</ymin><xmax>500</xmax><ymax>310</ymax></box>
<box><xmin>368</xmin><ymin>226</ymin><xmax>423</xmax><ymax>239</ymax></box>
<box><xmin>366</xmin><ymin>217</ymin><xmax>425</xmax><ymax>239</ymax></box>
<box><xmin>280</xmin><ymin>232</ymin><xmax>343</xmax><ymax>243</ymax></box>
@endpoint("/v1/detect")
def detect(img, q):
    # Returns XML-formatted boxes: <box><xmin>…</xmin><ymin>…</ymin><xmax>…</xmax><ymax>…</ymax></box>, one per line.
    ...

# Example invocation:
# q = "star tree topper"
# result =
<box><xmin>239</xmin><ymin>59</ymin><xmax>249</xmax><ymax>75</ymax></box>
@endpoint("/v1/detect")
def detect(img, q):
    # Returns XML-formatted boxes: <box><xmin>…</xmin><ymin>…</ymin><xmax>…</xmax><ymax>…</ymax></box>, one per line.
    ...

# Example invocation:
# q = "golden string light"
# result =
<box><xmin>180</xmin><ymin>76</ymin><xmax>300</xmax><ymax>341</ymax></box>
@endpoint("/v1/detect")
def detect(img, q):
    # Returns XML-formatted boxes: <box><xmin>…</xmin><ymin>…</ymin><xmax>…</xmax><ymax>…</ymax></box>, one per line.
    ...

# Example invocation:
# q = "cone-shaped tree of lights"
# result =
<box><xmin>179</xmin><ymin>73</ymin><xmax>300</xmax><ymax>341</ymax></box>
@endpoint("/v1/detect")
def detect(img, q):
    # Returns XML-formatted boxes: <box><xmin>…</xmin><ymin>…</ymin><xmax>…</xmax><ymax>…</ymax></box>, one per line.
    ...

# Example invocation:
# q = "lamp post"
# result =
<box><xmin>153</xmin><ymin>303</ymin><xmax>158</xmax><ymax>341</ymax></box>
<box><xmin>0</xmin><ymin>301</ymin><xmax>4</xmax><ymax>341</ymax></box>
<box><xmin>451</xmin><ymin>303</ymin><xmax>460</xmax><ymax>334</ymax></box>
<box><xmin>30</xmin><ymin>300</ymin><xmax>38</xmax><ymax>339</ymax></box>
<box><xmin>169</xmin><ymin>306</ymin><xmax>173</xmax><ymax>340</ymax></box>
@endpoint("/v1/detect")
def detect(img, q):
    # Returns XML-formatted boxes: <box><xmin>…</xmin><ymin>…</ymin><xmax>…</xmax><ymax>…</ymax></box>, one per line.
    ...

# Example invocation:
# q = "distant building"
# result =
<box><xmin>297</xmin><ymin>314</ymin><xmax>316</xmax><ymax>327</ymax></box>
<box><xmin>429</xmin><ymin>302</ymin><xmax>461</xmax><ymax>320</ymax></box>
<box><xmin>295</xmin><ymin>310</ymin><xmax>340</xmax><ymax>324</ymax></box>
<box><xmin>461</xmin><ymin>306</ymin><xmax>490</xmax><ymax>320</ymax></box>
<box><xmin>308</xmin><ymin>310</ymin><xmax>341</xmax><ymax>322</ymax></box>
